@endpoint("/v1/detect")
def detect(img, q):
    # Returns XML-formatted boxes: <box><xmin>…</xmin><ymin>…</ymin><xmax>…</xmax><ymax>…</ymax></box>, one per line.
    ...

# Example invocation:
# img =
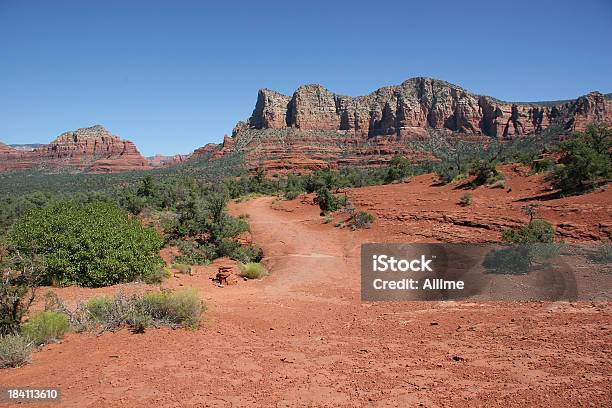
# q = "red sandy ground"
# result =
<box><xmin>1</xmin><ymin>167</ymin><xmax>611</xmax><ymax>407</ymax></box>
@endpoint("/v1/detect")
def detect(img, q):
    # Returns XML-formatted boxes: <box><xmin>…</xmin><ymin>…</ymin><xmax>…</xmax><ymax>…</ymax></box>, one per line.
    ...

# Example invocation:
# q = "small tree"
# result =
<box><xmin>522</xmin><ymin>203</ymin><xmax>540</xmax><ymax>224</ymax></box>
<box><xmin>0</xmin><ymin>247</ymin><xmax>45</xmax><ymax>335</ymax></box>
<box><xmin>314</xmin><ymin>187</ymin><xmax>340</xmax><ymax>214</ymax></box>
<box><xmin>553</xmin><ymin>124</ymin><xmax>611</xmax><ymax>194</ymax></box>
<box><xmin>385</xmin><ymin>156</ymin><xmax>412</xmax><ymax>183</ymax></box>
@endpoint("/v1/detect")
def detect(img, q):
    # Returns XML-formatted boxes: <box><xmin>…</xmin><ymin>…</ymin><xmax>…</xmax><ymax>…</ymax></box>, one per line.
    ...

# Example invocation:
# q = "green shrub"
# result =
<box><xmin>483</xmin><ymin>246</ymin><xmax>532</xmax><ymax>274</ymax></box>
<box><xmin>9</xmin><ymin>201</ymin><xmax>165</xmax><ymax>287</ymax></box>
<box><xmin>314</xmin><ymin>187</ymin><xmax>343</xmax><ymax>214</ymax></box>
<box><xmin>590</xmin><ymin>242</ymin><xmax>612</xmax><ymax>264</ymax></box>
<box><xmin>21</xmin><ymin>311</ymin><xmax>69</xmax><ymax>346</ymax></box>
<box><xmin>385</xmin><ymin>156</ymin><xmax>412</xmax><ymax>183</ymax></box>
<box><xmin>469</xmin><ymin>160</ymin><xmax>503</xmax><ymax>186</ymax></box>
<box><xmin>76</xmin><ymin>289</ymin><xmax>203</xmax><ymax>332</ymax></box>
<box><xmin>227</xmin><ymin>244</ymin><xmax>263</xmax><ymax>264</ymax></box>
<box><xmin>175</xmin><ymin>240</ymin><xmax>214</xmax><ymax>265</ymax></box>
<box><xmin>140</xmin><ymin>267</ymin><xmax>172</xmax><ymax>284</ymax></box>
<box><xmin>530</xmin><ymin>158</ymin><xmax>555</xmax><ymax>174</ymax></box>
<box><xmin>0</xmin><ymin>334</ymin><xmax>33</xmax><ymax>368</ymax></box>
<box><xmin>172</xmin><ymin>263</ymin><xmax>192</xmax><ymax>274</ymax></box>
<box><xmin>459</xmin><ymin>193</ymin><xmax>472</xmax><ymax>206</ymax></box>
<box><xmin>284</xmin><ymin>190</ymin><xmax>300</xmax><ymax>200</ymax></box>
<box><xmin>81</xmin><ymin>295</ymin><xmax>129</xmax><ymax>331</ymax></box>
<box><xmin>138</xmin><ymin>289</ymin><xmax>202</xmax><ymax>329</ymax></box>
<box><xmin>553</xmin><ymin>123</ymin><xmax>611</xmax><ymax>193</ymax></box>
<box><xmin>127</xmin><ymin>311</ymin><xmax>152</xmax><ymax>334</ymax></box>
<box><xmin>352</xmin><ymin>211</ymin><xmax>375</xmax><ymax>229</ymax></box>
<box><xmin>502</xmin><ymin>220</ymin><xmax>555</xmax><ymax>244</ymax></box>
<box><xmin>436</xmin><ymin>166</ymin><xmax>462</xmax><ymax>185</ymax></box>
<box><xmin>516</xmin><ymin>151</ymin><xmax>538</xmax><ymax>166</ymax></box>
<box><xmin>238</xmin><ymin>262</ymin><xmax>268</xmax><ymax>279</ymax></box>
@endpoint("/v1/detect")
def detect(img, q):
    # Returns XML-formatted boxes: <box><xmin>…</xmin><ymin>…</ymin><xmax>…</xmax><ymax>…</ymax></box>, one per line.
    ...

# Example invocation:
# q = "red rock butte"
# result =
<box><xmin>0</xmin><ymin>125</ymin><xmax>154</xmax><ymax>173</ymax></box>
<box><xmin>194</xmin><ymin>77</ymin><xmax>612</xmax><ymax>173</ymax></box>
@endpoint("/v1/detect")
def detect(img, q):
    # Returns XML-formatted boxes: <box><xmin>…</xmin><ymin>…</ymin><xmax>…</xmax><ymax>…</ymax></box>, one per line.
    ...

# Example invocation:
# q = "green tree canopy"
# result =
<box><xmin>9</xmin><ymin>201</ymin><xmax>164</xmax><ymax>287</ymax></box>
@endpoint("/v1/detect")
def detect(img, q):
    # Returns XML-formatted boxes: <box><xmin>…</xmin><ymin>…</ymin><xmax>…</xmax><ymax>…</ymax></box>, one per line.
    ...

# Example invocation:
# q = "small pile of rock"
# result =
<box><xmin>213</xmin><ymin>265</ymin><xmax>239</xmax><ymax>287</ymax></box>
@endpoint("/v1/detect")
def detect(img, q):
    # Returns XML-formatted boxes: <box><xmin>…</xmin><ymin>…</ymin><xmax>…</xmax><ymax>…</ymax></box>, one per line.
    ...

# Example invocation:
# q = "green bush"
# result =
<box><xmin>553</xmin><ymin>124</ymin><xmax>611</xmax><ymax>194</ymax></box>
<box><xmin>284</xmin><ymin>190</ymin><xmax>300</xmax><ymax>200</ymax></box>
<box><xmin>385</xmin><ymin>156</ymin><xmax>412</xmax><ymax>183</ymax></box>
<box><xmin>436</xmin><ymin>166</ymin><xmax>463</xmax><ymax>185</ymax></box>
<box><xmin>530</xmin><ymin>158</ymin><xmax>556</xmax><ymax>174</ymax></box>
<box><xmin>469</xmin><ymin>160</ymin><xmax>503</xmax><ymax>186</ymax></box>
<box><xmin>0</xmin><ymin>334</ymin><xmax>33</xmax><ymax>368</ymax></box>
<box><xmin>352</xmin><ymin>211</ymin><xmax>375</xmax><ymax>229</ymax></box>
<box><xmin>174</xmin><ymin>240</ymin><xmax>215</xmax><ymax>265</ymax></box>
<box><xmin>138</xmin><ymin>289</ymin><xmax>202</xmax><ymax>329</ymax></box>
<box><xmin>76</xmin><ymin>289</ymin><xmax>203</xmax><ymax>332</ymax></box>
<box><xmin>459</xmin><ymin>193</ymin><xmax>472</xmax><ymax>206</ymax></box>
<box><xmin>81</xmin><ymin>295</ymin><xmax>130</xmax><ymax>331</ymax></box>
<box><xmin>238</xmin><ymin>262</ymin><xmax>268</xmax><ymax>279</ymax></box>
<box><xmin>314</xmin><ymin>187</ymin><xmax>343</xmax><ymax>214</ymax></box>
<box><xmin>172</xmin><ymin>263</ymin><xmax>192</xmax><ymax>274</ymax></box>
<box><xmin>483</xmin><ymin>246</ymin><xmax>532</xmax><ymax>274</ymax></box>
<box><xmin>9</xmin><ymin>201</ymin><xmax>165</xmax><ymax>287</ymax></box>
<box><xmin>21</xmin><ymin>311</ymin><xmax>69</xmax><ymax>346</ymax></box>
<box><xmin>502</xmin><ymin>220</ymin><xmax>555</xmax><ymax>244</ymax></box>
<box><xmin>590</xmin><ymin>242</ymin><xmax>612</xmax><ymax>264</ymax></box>
<box><xmin>127</xmin><ymin>311</ymin><xmax>152</xmax><ymax>334</ymax></box>
<box><xmin>140</xmin><ymin>267</ymin><xmax>172</xmax><ymax>284</ymax></box>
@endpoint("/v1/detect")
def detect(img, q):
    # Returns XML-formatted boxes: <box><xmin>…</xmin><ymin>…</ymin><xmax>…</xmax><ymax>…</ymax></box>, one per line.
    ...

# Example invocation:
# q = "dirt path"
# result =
<box><xmin>1</xmin><ymin>196</ymin><xmax>611</xmax><ymax>407</ymax></box>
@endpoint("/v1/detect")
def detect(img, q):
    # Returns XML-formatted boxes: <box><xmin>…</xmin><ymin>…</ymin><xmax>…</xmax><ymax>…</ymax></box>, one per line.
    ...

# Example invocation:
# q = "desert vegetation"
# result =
<box><xmin>70</xmin><ymin>289</ymin><xmax>203</xmax><ymax>333</ymax></box>
<box><xmin>484</xmin><ymin>205</ymin><xmax>561</xmax><ymax>274</ymax></box>
<box><xmin>238</xmin><ymin>262</ymin><xmax>268</xmax><ymax>279</ymax></box>
<box><xmin>0</xmin><ymin>287</ymin><xmax>204</xmax><ymax>368</ymax></box>
<box><xmin>0</xmin><ymin>119</ymin><xmax>610</xmax><ymax>374</ymax></box>
<box><xmin>459</xmin><ymin>192</ymin><xmax>472</xmax><ymax>206</ymax></box>
<box><xmin>553</xmin><ymin>123</ymin><xmax>611</xmax><ymax>194</ymax></box>
<box><xmin>9</xmin><ymin>201</ymin><xmax>165</xmax><ymax>287</ymax></box>
<box><xmin>351</xmin><ymin>210</ymin><xmax>375</xmax><ymax>229</ymax></box>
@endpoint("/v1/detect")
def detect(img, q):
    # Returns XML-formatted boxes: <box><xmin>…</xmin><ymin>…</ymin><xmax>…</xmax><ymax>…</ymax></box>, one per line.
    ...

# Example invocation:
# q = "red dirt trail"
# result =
<box><xmin>1</xmin><ymin>194</ymin><xmax>611</xmax><ymax>407</ymax></box>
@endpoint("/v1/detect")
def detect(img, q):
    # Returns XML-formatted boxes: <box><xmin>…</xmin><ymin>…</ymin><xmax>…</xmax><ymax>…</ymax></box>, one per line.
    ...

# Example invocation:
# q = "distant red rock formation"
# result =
<box><xmin>148</xmin><ymin>154</ymin><xmax>186</xmax><ymax>167</ymax></box>
<box><xmin>0</xmin><ymin>125</ymin><xmax>153</xmax><ymax>173</ymax></box>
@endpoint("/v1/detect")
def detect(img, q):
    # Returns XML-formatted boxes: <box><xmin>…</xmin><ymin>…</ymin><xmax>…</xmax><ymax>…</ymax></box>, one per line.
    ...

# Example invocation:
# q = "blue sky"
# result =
<box><xmin>1</xmin><ymin>0</ymin><xmax>611</xmax><ymax>156</ymax></box>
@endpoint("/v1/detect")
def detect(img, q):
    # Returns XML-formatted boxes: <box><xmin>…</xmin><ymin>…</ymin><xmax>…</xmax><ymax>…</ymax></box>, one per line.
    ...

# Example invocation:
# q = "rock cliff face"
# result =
<box><xmin>248</xmin><ymin>78</ymin><xmax>610</xmax><ymax>137</ymax></box>
<box><xmin>0</xmin><ymin>125</ymin><xmax>153</xmax><ymax>173</ymax></box>
<box><xmin>205</xmin><ymin>77</ymin><xmax>611</xmax><ymax>173</ymax></box>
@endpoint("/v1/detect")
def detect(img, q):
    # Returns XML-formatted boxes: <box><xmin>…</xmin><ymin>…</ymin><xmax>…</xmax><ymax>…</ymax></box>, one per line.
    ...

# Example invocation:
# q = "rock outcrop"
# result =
<box><xmin>247</xmin><ymin>78</ymin><xmax>610</xmax><ymax>138</ymax></box>
<box><xmin>148</xmin><ymin>154</ymin><xmax>186</xmax><ymax>167</ymax></box>
<box><xmin>0</xmin><ymin>125</ymin><xmax>153</xmax><ymax>173</ymax></box>
<box><xmin>198</xmin><ymin>77</ymin><xmax>611</xmax><ymax>173</ymax></box>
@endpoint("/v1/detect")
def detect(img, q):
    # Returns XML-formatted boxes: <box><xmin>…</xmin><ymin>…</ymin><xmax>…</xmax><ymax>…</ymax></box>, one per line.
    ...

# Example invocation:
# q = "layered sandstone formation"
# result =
<box><xmin>200</xmin><ymin>77</ymin><xmax>611</xmax><ymax>173</ymax></box>
<box><xmin>248</xmin><ymin>78</ymin><xmax>610</xmax><ymax>137</ymax></box>
<box><xmin>148</xmin><ymin>154</ymin><xmax>187</xmax><ymax>167</ymax></box>
<box><xmin>0</xmin><ymin>125</ymin><xmax>153</xmax><ymax>173</ymax></box>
